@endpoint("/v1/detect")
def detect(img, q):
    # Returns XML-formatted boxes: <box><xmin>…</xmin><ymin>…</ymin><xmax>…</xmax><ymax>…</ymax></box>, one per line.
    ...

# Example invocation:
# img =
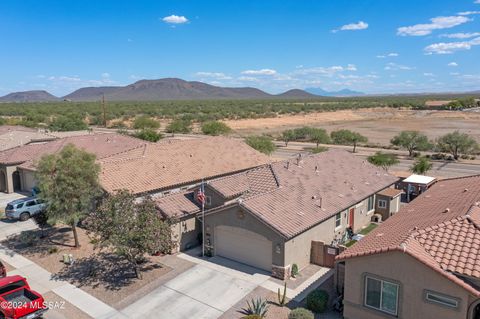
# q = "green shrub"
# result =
<box><xmin>166</xmin><ymin>119</ymin><xmax>192</xmax><ymax>134</ymax></box>
<box><xmin>133</xmin><ymin>116</ymin><xmax>160</xmax><ymax>129</ymax></box>
<box><xmin>18</xmin><ymin>231</ymin><xmax>36</xmax><ymax>246</ymax></box>
<box><xmin>132</xmin><ymin>129</ymin><xmax>163</xmax><ymax>142</ymax></box>
<box><xmin>243</xmin><ymin>298</ymin><xmax>269</xmax><ymax>318</ymax></box>
<box><xmin>306</xmin><ymin>290</ymin><xmax>329</xmax><ymax>313</ymax></box>
<box><xmin>48</xmin><ymin>247</ymin><xmax>59</xmax><ymax>254</ymax></box>
<box><xmin>245</xmin><ymin>136</ymin><xmax>276</xmax><ymax>155</ymax></box>
<box><xmin>288</xmin><ymin>307</ymin><xmax>314</xmax><ymax>319</ymax></box>
<box><xmin>49</xmin><ymin>114</ymin><xmax>88</xmax><ymax>131</ymax></box>
<box><xmin>291</xmin><ymin>263</ymin><xmax>299</xmax><ymax>277</ymax></box>
<box><xmin>201</xmin><ymin>121</ymin><xmax>232</xmax><ymax>136</ymax></box>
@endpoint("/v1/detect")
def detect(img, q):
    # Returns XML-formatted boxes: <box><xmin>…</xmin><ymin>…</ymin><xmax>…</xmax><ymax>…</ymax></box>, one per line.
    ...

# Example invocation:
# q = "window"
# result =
<box><xmin>367</xmin><ymin>196</ymin><xmax>374</xmax><ymax>211</ymax></box>
<box><xmin>335</xmin><ymin>212</ymin><xmax>342</xmax><ymax>228</ymax></box>
<box><xmin>16</xmin><ymin>203</ymin><xmax>24</xmax><ymax>209</ymax></box>
<box><xmin>378</xmin><ymin>199</ymin><xmax>387</xmax><ymax>209</ymax></box>
<box><xmin>26</xmin><ymin>200</ymin><xmax>36</xmax><ymax>207</ymax></box>
<box><xmin>365</xmin><ymin>276</ymin><xmax>399</xmax><ymax>315</ymax></box>
<box><xmin>206</xmin><ymin>196</ymin><xmax>212</xmax><ymax>206</ymax></box>
<box><xmin>425</xmin><ymin>291</ymin><xmax>459</xmax><ymax>308</ymax></box>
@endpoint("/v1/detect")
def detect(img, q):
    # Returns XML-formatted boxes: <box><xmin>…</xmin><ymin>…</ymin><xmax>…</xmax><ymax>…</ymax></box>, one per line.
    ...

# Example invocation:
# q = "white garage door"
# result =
<box><xmin>215</xmin><ymin>226</ymin><xmax>272</xmax><ymax>271</ymax></box>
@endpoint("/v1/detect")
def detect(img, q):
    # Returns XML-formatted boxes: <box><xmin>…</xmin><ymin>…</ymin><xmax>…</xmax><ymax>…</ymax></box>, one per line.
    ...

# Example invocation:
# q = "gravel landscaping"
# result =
<box><xmin>2</xmin><ymin>225</ymin><xmax>173</xmax><ymax>308</ymax></box>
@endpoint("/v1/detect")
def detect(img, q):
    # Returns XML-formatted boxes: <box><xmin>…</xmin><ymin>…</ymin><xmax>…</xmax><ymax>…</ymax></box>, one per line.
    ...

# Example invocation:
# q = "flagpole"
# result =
<box><xmin>202</xmin><ymin>180</ymin><xmax>205</xmax><ymax>258</ymax></box>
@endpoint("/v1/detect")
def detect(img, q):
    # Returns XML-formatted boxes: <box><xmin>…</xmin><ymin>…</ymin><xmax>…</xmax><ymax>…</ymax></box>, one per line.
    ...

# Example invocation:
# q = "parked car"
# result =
<box><xmin>5</xmin><ymin>197</ymin><xmax>46</xmax><ymax>221</ymax></box>
<box><xmin>0</xmin><ymin>275</ymin><xmax>47</xmax><ymax>319</ymax></box>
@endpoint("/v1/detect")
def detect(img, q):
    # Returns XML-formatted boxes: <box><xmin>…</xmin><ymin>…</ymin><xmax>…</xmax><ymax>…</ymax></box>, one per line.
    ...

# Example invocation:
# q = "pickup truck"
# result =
<box><xmin>0</xmin><ymin>275</ymin><xmax>47</xmax><ymax>319</ymax></box>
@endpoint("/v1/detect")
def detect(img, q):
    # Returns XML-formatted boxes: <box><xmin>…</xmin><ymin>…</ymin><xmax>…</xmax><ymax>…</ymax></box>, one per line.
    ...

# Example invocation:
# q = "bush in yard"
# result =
<box><xmin>243</xmin><ymin>298</ymin><xmax>269</xmax><ymax>318</ymax></box>
<box><xmin>291</xmin><ymin>263</ymin><xmax>299</xmax><ymax>277</ymax></box>
<box><xmin>166</xmin><ymin>119</ymin><xmax>192</xmax><ymax>134</ymax></box>
<box><xmin>306</xmin><ymin>289</ymin><xmax>329</xmax><ymax>313</ymax></box>
<box><xmin>288</xmin><ymin>307</ymin><xmax>314</xmax><ymax>319</ymax></box>
<box><xmin>132</xmin><ymin>129</ymin><xmax>163</xmax><ymax>142</ymax></box>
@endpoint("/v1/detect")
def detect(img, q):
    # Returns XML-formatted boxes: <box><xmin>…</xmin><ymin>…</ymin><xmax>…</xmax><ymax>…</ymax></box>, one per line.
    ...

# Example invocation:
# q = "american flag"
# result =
<box><xmin>197</xmin><ymin>182</ymin><xmax>206</xmax><ymax>205</ymax></box>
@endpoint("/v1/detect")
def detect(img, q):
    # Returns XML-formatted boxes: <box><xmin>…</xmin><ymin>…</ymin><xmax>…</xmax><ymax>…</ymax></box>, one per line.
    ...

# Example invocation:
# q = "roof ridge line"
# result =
<box><xmin>98</xmin><ymin>142</ymin><xmax>148</xmax><ymax>160</ymax></box>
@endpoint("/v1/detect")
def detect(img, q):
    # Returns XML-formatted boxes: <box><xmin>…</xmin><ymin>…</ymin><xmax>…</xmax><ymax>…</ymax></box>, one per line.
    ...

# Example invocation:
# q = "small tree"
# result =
<box><xmin>49</xmin><ymin>114</ymin><xmax>88</xmax><ymax>132</ymax></box>
<box><xmin>281</xmin><ymin>130</ymin><xmax>295</xmax><ymax>146</ymax></box>
<box><xmin>330</xmin><ymin>129</ymin><xmax>368</xmax><ymax>153</ymax></box>
<box><xmin>390</xmin><ymin>131</ymin><xmax>431</xmax><ymax>157</ymax></box>
<box><xmin>367</xmin><ymin>152</ymin><xmax>399</xmax><ymax>171</ymax></box>
<box><xmin>245</xmin><ymin>136</ymin><xmax>276</xmax><ymax>155</ymax></box>
<box><xmin>133</xmin><ymin>116</ymin><xmax>160</xmax><ymax>130</ymax></box>
<box><xmin>309</xmin><ymin>128</ymin><xmax>330</xmax><ymax>147</ymax></box>
<box><xmin>133</xmin><ymin>129</ymin><xmax>163</xmax><ymax>142</ymax></box>
<box><xmin>411</xmin><ymin>157</ymin><xmax>432</xmax><ymax>175</ymax></box>
<box><xmin>88</xmin><ymin>190</ymin><xmax>175</xmax><ymax>279</ymax></box>
<box><xmin>166</xmin><ymin>119</ymin><xmax>192</xmax><ymax>135</ymax></box>
<box><xmin>437</xmin><ymin>131</ymin><xmax>479</xmax><ymax>160</ymax></box>
<box><xmin>201</xmin><ymin>121</ymin><xmax>232</xmax><ymax>136</ymax></box>
<box><xmin>35</xmin><ymin>144</ymin><xmax>101</xmax><ymax>248</ymax></box>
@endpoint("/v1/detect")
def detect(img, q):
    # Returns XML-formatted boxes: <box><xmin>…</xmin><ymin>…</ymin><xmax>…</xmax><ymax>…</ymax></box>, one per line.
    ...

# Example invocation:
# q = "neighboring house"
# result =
<box><xmin>156</xmin><ymin>150</ymin><xmax>399</xmax><ymax>278</ymax></box>
<box><xmin>396</xmin><ymin>174</ymin><xmax>436</xmax><ymax>202</ymax></box>
<box><xmin>373</xmin><ymin>188</ymin><xmax>403</xmax><ymax>222</ymax></box>
<box><xmin>336</xmin><ymin>175</ymin><xmax>480</xmax><ymax>319</ymax></box>
<box><xmin>0</xmin><ymin>125</ymin><xmax>56</xmax><ymax>152</ymax></box>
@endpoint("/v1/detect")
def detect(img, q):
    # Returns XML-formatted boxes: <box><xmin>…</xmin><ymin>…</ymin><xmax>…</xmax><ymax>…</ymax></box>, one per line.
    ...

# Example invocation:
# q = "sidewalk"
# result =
<box><xmin>0</xmin><ymin>244</ymin><xmax>121</xmax><ymax>319</ymax></box>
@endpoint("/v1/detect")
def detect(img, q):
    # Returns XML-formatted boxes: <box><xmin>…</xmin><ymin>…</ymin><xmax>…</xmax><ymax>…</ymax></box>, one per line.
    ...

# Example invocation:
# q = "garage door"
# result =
<box><xmin>215</xmin><ymin>226</ymin><xmax>272</xmax><ymax>271</ymax></box>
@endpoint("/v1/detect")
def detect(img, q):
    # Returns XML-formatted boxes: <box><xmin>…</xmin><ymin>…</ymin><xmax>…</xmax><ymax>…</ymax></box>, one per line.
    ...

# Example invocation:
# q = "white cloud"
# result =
<box><xmin>440</xmin><ymin>32</ymin><xmax>480</xmax><ymax>39</ymax></box>
<box><xmin>294</xmin><ymin>64</ymin><xmax>357</xmax><ymax>76</ymax></box>
<box><xmin>423</xmin><ymin>72</ymin><xmax>435</xmax><ymax>77</ymax></box>
<box><xmin>384</xmin><ymin>63</ymin><xmax>415</xmax><ymax>71</ymax></box>
<box><xmin>376</xmin><ymin>52</ymin><xmax>399</xmax><ymax>58</ymax></box>
<box><xmin>424</xmin><ymin>37</ymin><xmax>480</xmax><ymax>54</ymax></box>
<box><xmin>332</xmin><ymin>21</ymin><xmax>368</xmax><ymax>32</ymax></box>
<box><xmin>448</xmin><ymin>62</ymin><xmax>458</xmax><ymax>66</ymax></box>
<box><xmin>162</xmin><ymin>15</ymin><xmax>189</xmax><ymax>24</ymax></box>
<box><xmin>458</xmin><ymin>11</ymin><xmax>480</xmax><ymax>15</ymax></box>
<box><xmin>195</xmin><ymin>72</ymin><xmax>232</xmax><ymax>80</ymax></box>
<box><xmin>237</xmin><ymin>76</ymin><xmax>260</xmax><ymax>82</ymax></box>
<box><xmin>397</xmin><ymin>16</ymin><xmax>471</xmax><ymax>36</ymax></box>
<box><xmin>101</xmin><ymin>72</ymin><xmax>110</xmax><ymax>78</ymax></box>
<box><xmin>241</xmin><ymin>69</ymin><xmax>277</xmax><ymax>75</ymax></box>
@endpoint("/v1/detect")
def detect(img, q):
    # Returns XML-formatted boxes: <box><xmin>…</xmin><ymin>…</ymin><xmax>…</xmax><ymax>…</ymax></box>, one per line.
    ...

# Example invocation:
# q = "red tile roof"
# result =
<box><xmin>99</xmin><ymin>137</ymin><xmax>270</xmax><ymax>194</ymax></box>
<box><xmin>155</xmin><ymin>191</ymin><xmax>201</xmax><ymax>218</ymax></box>
<box><xmin>337</xmin><ymin>174</ymin><xmax>480</xmax><ymax>296</ymax></box>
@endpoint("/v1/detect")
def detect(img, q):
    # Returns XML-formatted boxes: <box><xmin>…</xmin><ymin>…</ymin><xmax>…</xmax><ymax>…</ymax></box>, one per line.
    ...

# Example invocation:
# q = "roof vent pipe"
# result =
<box><xmin>443</xmin><ymin>208</ymin><xmax>450</xmax><ymax>214</ymax></box>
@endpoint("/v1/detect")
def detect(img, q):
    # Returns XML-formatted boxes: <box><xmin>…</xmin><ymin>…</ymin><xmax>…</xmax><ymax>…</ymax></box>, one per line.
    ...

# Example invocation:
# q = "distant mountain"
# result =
<box><xmin>64</xmin><ymin>78</ymin><xmax>272</xmax><ymax>101</ymax></box>
<box><xmin>0</xmin><ymin>90</ymin><xmax>59</xmax><ymax>102</ymax></box>
<box><xmin>276</xmin><ymin>89</ymin><xmax>318</xmax><ymax>99</ymax></box>
<box><xmin>305</xmin><ymin>87</ymin><xmax>365</xmax><ymax>97</ymax></box>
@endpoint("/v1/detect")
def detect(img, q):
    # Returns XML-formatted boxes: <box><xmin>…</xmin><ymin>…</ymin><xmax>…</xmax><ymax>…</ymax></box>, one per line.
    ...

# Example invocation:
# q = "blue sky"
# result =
<box><xmin>1</xmin><ymin>0</ymin><xmax>479</xmax><ymax>96</ymax></box>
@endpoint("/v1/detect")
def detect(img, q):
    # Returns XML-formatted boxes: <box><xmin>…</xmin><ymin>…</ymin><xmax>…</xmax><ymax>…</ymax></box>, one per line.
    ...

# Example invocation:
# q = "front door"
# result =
<box><xmin>348</xmin><ymin>208</ymin><xmax>355</xmax><ymax>229</ymax></box>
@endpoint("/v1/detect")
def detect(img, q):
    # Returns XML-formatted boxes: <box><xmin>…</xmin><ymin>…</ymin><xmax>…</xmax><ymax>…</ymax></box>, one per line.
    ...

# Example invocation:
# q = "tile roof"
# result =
<box><xmin>99</xmin><ymin>137</ymin><xmax>270</xmax><ymax>194</ymax></box>
<box><xmin>155</xmin><ymin>191</ymin><xmax>201</xmax><ymax>218</ymax></box>
<box><xmin>337</xmin><ymin>174</ymin><xmax>480</xmax><ymax>296</ymax></box>
<box><xmin>377</xmin><ymin>188</ymin><xmax>403</xmax><ymax>198</ymax></box>
<box><xmin>237</xmin><ymin>150</ymin><xmax>398</xmax><ymax>238</ymax></box>
<box><xmin>0</xmin><ymin>126</ymin><xmax>56</xmax><ymax>151</ymax></box>
<box><xmin>0</xmin><ymin>133</ymin><xmax>147</xmax><ymax>166</ymax></box>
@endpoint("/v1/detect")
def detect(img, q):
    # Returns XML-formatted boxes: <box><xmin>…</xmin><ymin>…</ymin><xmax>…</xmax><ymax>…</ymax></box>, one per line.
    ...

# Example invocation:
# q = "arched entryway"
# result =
<box><xmin>0</xmin><ymin>171</ymin><xmax>6</xmax><ymax>193</ymax></box>
<box><xmin>469</xmin><ymin>299</ymin><xmax>480</xmax><ymax>319</ymax></box>
<box><xmin>12</xmin><ymin>171</ymin><xmax>21</xmax><ymax>192</ymax></box>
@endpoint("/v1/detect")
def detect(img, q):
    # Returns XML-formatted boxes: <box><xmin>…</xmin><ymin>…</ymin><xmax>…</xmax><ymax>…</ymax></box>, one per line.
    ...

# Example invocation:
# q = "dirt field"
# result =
<box><xmin>223</xmin><ymin>108</ymin><xmax>480</xmax><ymax>145</ymax></box>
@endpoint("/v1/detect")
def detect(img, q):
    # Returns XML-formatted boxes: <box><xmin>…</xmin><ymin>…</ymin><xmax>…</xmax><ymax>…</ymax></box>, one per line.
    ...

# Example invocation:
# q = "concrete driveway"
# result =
<box><xmin>118</xmin><ymin>256</ymin><xmax>268</xmax><ymax>319</ymax></box>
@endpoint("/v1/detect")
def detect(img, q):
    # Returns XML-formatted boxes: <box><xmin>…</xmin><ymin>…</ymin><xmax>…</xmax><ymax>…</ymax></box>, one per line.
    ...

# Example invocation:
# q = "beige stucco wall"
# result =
<box><xmin>205</xmin><ymin>205</ymin><xmax>285</xmax><ymax>267</ymax></box>
<box><xmin>171</xmin><ymin>216</ymin><xmax>201</xmax><ymax>252</ymax></box>
<box><xmin>343</xmin><ymin>251</ymin><xmax>476</xmax><ymax>319</ymax></box>
<box><xmin>1</xmin><ymin>165</ymin><xmax>19</xmax><ymax>193</ymax></box>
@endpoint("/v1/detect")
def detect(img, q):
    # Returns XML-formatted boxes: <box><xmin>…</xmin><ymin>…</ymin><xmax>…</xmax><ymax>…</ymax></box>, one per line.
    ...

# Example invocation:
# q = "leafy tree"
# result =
<box><xmin>245</xmin><ymin>136</ymin><xmax>276</xmax><ymax>155</ymax></box>
<box><xmin>49</xmin><ymin>114</ymin><xmax>88</xmax><ymax>131</ymax></box>
<box><xmin>132</xmin><ymin>129</ymin><xmax>163</xmax><ymax>142</ymax></box>
<box><xmin>133</xmin><ymin>116</ymin><xmax>160</xmax><ymax>130</ymax></box>
<box><xmin>87</xmin><ymin>190</ymin><xmax>175</xmax><ymax>279</ymax></box>
<box><xmin>436</xmin><ymin>131</ymin><xmax>479</xmax><ymax>160</ymax></box>
<box><xmin>166</xmin><ymin>119</ymin><xmax>192</xmax><ymax>135</ymax></box>
<box><xmin>35</xmin><ymin>144</ymin><xmax>101</xmax><ymax>248</ymax></box>
<box><xmin>367</xmin><ymin>152</ymin><xmax>400</xmax><ymax>171</ymax></box>
<box><xmin>309</xmin><ymin>128</ymin><xmax>330</xmax><ymax>147</ymax></box>
<box><xmin>446</xmin><ymin>100</ymin><xmax>463</xmax><ymax>110</ymax></box>
<box><xmin>201</xmin><ymin>121</ymin><xmax>232</xmax><ymax>136</ymax></box>
<box><xmin>410</xmin><ymin>157</ymin><xmax>433</xmax><ymax>175</ymax></box>
<box><xmin>281</xmin><ymin>129</ymin><xmax>295</xmax><ymax>146</ymax></box>
<box><xmin>330</xmin><ymin>129</ymin><xmax>368</xmax><ymax>153</ymax></box>
<box><xmin>292</xmin><ymin>127</ymin><xmax>315</xmax><ymax>141</ymax></box>
<box><xmin>390</xmin><ymin>131</ymin><xmax>431</xmax><ymax>157</ymax></box>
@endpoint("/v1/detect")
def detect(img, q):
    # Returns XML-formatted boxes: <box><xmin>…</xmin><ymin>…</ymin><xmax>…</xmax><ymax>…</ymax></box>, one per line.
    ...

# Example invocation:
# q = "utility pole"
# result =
<box><xmin>101</xmin><ymin>94</ymin><xmax>107</xmax><ymax>127</ymax></box>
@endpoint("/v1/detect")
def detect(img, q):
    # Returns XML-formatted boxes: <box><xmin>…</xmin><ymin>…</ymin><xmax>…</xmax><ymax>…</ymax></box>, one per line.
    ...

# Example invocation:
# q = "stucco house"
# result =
<box><xmin>156</xmin><ymin>150</ymin><xmax>399</xmax><ymax>279</ymax></box>
<box><xmin>337</xmin><ymin>175</ymin><xmax>480</xmax><ymax>319</ymax></box>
